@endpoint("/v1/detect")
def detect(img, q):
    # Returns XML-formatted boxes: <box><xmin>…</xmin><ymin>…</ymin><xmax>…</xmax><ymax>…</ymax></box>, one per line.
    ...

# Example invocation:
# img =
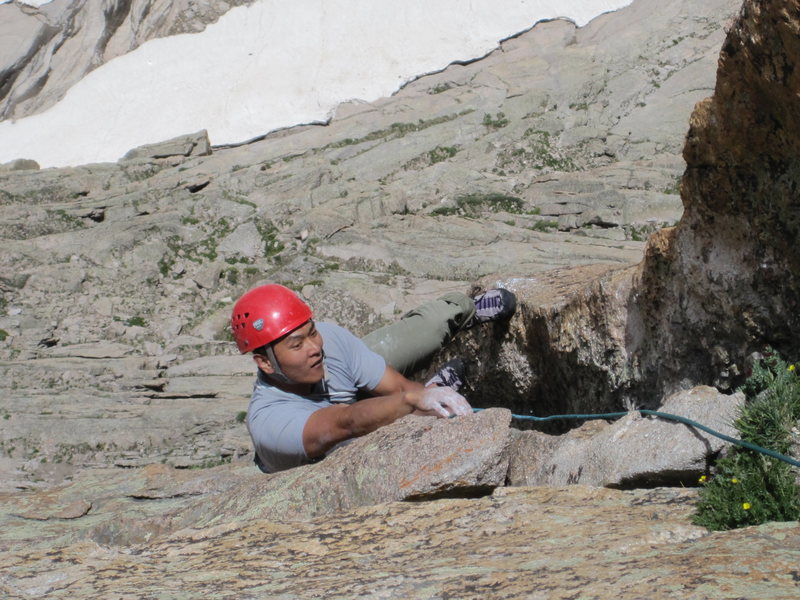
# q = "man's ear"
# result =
<box><xmin>253</xmin><ymin>353</ymin><xmax>274</xmax><ymax>374</ymax></box>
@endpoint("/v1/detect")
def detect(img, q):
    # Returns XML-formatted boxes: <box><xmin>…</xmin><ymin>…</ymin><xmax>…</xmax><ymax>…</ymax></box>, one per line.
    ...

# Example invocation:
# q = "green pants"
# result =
<box><xmin>361</xmin><ymin>292</ymin><xmax>475</xmax><ymax>375</ymax></box>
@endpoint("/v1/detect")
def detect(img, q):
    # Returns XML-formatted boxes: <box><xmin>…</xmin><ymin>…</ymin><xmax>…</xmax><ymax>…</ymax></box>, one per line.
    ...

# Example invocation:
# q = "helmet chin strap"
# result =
<box><xmin>265</xmin><ymin>345</ymin><xmax>292</xmax><ymax>385</ymax></box>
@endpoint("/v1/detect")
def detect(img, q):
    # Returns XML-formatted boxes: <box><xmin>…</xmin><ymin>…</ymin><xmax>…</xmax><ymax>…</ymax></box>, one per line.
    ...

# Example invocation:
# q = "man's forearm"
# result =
<box><xmin>303</xmin><ymin>391</ymin><xmax>422</xmax><ymax>458</ymax></box>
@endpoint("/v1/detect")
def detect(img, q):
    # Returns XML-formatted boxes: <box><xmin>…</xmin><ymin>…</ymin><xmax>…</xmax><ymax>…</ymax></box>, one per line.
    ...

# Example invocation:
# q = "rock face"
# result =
<box><xmin>0</xmin><ymin>409</ymin><xmax>511</xmax><ymax>552</ymax></box>
<box><xmin>4</xmin><ymin>482</ymin><xmax>799</xmax><ymax>598</ymax></box>
<box><xmin>121</xmin><ymin>129</ymin><xmax>212</xmax><ymax>160</ymax></box>
<box><xmin>0</xmin><ymin>1</ymin><xmax>737</xmax><ymax>484</ymax></box>
<box><xmin>0</xmin><ymin>0</ymin><xmax>252</xmax><ymax>121</ymax></box>
<box><xmin>193</xmin><ymin>408</ymin><xmax>513</xmax><ymax>525</ymax></box>
<box><xmin>445</xmin><ymin>0</ymin><xmax>800</xmax><ymax>418</ymax></box>
<box><xmin>635</xmin><ymin>0</ymin><xmax>800</xmax><ymax>393</ymax></box>
<box><xmin>2</xmin><ymin>411</ymin><xmax>798</xmax><ymax>598</ymax></box>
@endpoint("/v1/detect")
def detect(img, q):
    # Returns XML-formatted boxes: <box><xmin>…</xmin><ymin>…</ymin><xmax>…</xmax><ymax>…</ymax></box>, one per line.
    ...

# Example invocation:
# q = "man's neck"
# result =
<box><xmin>258</xmin><ymin>368</ymin><xmax>316</xmax><ymax>396</ymax></box>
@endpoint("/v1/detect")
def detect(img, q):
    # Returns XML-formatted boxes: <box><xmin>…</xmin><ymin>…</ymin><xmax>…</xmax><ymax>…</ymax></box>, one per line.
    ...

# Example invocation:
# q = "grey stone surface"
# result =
<box><xmin>217</xmin><ymin>221</ymin><xmax>264</xmax><ymax>259</ymax></box>
<box><xmin>165</xmin><ymin>354</ymin><xmax>254</xmax><ymax>377</ymax></box>
<box><xmin>121</xmin><ymin>129</ymin><xmax>212</xmax><ymax>160</ymax></box>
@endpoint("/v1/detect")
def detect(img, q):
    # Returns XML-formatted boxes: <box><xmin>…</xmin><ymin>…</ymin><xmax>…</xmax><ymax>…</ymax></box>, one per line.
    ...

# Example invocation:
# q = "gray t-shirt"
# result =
<box><xmin>246</xmin><ymin>322</ymin><xmax>386</xmax><ymax>473</ymax></box>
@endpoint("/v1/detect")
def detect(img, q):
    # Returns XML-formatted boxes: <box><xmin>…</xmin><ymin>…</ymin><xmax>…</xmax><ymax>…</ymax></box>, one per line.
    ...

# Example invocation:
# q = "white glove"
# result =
<box><xmin>417</xmin><ymin>386</ymin><xmax>472</xmax><ymax>418</ymax></box>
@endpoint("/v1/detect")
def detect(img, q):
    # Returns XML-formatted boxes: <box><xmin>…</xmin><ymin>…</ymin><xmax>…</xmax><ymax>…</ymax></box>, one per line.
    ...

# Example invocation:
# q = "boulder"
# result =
<box><xmin>0</xmin><ymin>158</ymin><xmax>40</xmax><ymax>171</ymax></box>
<box><xmin>193</xmin><ymin>408</ymin><xmax>513</xmax><ymax>525</ymax></box>
<box><xmin>217</xmin><ymin>221</ymin><xmax>264</xmax><ymax>260</ymax></box>
<box><xmin>507</xmin><ymin>386</ymin><xmax>745</xmax><ymax>487</ymax></box>
<box><xmin>120</xmin><ymin>130</ymin><xmax>211</xmax><ymax>161</ymax></box>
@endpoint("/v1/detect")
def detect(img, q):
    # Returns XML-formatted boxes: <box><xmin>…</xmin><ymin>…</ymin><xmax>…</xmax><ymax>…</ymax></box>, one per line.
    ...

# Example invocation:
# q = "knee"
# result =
<box><xmin>437</xmin><ymin>292</ymin><xmax>474</xmax><ymax>324</ymax></box>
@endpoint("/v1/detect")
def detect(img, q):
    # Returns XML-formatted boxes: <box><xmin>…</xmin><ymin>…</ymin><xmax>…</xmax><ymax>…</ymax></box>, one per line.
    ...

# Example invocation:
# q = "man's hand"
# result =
<box><xmin>412</xmin><ymin>386</ymin><xmax>472</xmax><ymax>417</ymax></box>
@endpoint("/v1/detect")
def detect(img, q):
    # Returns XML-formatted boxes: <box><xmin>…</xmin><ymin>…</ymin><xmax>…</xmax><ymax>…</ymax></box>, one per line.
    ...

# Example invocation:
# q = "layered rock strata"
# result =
<box><xmin>1</xmin><ymin>1</ymin><xmax>799</xmax><ymax>595</ymax></box>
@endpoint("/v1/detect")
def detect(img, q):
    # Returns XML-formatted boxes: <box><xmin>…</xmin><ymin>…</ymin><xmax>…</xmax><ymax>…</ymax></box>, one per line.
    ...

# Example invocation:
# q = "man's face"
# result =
<box><xmin>265</xmin><ymin>320</ymin><xmax>325</xmax><ymax>385</ymax></box>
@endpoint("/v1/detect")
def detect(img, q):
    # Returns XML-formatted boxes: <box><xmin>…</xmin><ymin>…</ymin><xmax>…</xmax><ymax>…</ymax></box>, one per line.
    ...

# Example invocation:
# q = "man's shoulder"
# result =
<box><xmin>316</xmin><ymin>321</ymin><xmax>361</xmax><ymax>351</ymax></box>
<box><xmin>316</xmin><ymin>321</ymin><xmax>353</xmax><ymax>337</ymax></box>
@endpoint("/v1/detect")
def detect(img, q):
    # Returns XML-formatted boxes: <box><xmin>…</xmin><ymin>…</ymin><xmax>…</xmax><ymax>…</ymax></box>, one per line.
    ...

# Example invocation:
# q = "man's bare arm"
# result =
<box><xmin>370</xmin><ymin>365</ymin><xmax>424</xmax><ymax>395</ymax></box>
<box><xmin>302</xmin><ymin>366</ymin><xmax>470</xmax><ymax>458</ymax></box>
<box><xmin>302</xmin><ymin>389</ymin><xmax>423</xmax><ymax>458</ymax></box>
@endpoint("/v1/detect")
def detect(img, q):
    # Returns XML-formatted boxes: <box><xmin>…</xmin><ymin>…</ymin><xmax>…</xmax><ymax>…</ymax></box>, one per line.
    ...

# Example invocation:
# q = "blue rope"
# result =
<box><xmin>472</xmin><ymin>407</ymin><xmax>800</xmax><ymax>468</ymax></box>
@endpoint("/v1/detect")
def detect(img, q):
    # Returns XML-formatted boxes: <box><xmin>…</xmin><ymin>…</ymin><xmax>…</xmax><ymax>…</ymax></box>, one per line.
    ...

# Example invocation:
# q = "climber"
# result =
<box><xmin>231</xmin><ymin>283</ymin><xmax>517</xmax><ymax>473</ymax></box>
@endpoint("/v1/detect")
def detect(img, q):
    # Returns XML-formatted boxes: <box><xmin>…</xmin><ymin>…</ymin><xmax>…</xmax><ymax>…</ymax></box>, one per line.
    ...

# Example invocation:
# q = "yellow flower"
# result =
<box><xmin>731</xmin><ymin>478</ymin><xmax>739</xmax><ymax>484</ymax></box>
<box><xmin>789</xmin><ymin>364</ymin><xmax>796</xmax><ymax>372</ymax></box>
<box><xmin>743</xmin><ymin>502</ymin><xmax>752</xmax><ymax>510</ymax></box>
<box><xmin>698</xmin><ymin>475</ymin><xmax>707</xmax><ymax>484</ymax></box>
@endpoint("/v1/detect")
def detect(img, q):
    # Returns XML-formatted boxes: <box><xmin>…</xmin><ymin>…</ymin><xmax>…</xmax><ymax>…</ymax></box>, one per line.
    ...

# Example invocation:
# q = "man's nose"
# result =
<box><xmin>306</xmin><ymin>338</ymin><xmax>322</xmax><ymax>354</ymax></box>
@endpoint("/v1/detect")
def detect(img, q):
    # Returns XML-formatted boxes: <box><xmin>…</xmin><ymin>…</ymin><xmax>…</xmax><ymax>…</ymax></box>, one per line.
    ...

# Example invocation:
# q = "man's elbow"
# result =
<box><xmin>304</xmin><ymin>435</ymin><xmax>332</xmax><ymax>459</ymax></box>
<box><xmin>303</xmin><ymin>405</ymin><xmax>355</xmax><ymax>458</ymax></box>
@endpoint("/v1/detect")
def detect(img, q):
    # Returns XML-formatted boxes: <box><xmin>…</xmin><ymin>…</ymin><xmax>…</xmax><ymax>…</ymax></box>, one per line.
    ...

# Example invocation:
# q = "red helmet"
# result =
<box><xmin>230</xmin><ymin>284</ymin><xmax>313</xmax><ymax>353</ymax></box>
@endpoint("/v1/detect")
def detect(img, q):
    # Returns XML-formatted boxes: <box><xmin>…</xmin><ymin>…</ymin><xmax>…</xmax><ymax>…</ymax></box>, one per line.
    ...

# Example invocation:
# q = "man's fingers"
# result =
<box><xmin>450</xmin><ymin>396</ymin><xmax>472</xmax><ymax>416</ymax></box>
<box><xmin>420</xmin><ymin>386</ymin><xmax>472</xmax><ymax>418</ymax></box>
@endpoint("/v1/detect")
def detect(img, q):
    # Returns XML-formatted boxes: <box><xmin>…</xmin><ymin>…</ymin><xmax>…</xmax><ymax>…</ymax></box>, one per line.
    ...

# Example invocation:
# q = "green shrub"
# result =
<box><xmin>693</xmin><ymin>349</ymin><xmax>800</xmax><ymax>530</ymax></box>
<box><xmin>482</xmin><ymin>112</ymin><xmax>509</xmax><ymax>129</ymax></box>
<box><xmin>429</xmin><ymin>206</ymin><xmax>459</xmax><ymax>217</ymax></box>
<box><xmin>429</xmin><ymin>193</ymin><xmax>524</xmax><ymax>218</ymax></box>
<box><xmin>529</xmin><ymin>219</ymin><xmax>558</xmax><ymax>232</ymax></box>
<box><xmin>455</xmin><ymin>193</ymin><xmax>523</xmax><ymax>215</ymax></box>
<box><xmin>326</xmin><ymin>112</ymin><xmax>471</xmax><ymax>149</ymax></box>
<box><xmin>256</xmin><ymin>220</ymin><xmax>285</xmax><ymax>257</ymax></box>
<box><xmin>429</xmin><ymin>82</ymin><xmax>453</xmax><ymax>94</ymax></box>
<box><xmin>494</xmin><ymin>129</ymin><xmax>576</xmax><ymax>173</ymax></box>
<box><xmin>427</xmin><ymin>145</ymin><xmax>458</xmax><ymax>164</ymax></box>
<box><xmin>125</xmin><ymin>316</ymin><xmax>147</xmax><ymax>327</ymax></box>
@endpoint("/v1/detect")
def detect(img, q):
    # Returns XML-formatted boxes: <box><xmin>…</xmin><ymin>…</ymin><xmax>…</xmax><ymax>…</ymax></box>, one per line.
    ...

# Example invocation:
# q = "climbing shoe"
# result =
<box><xmin>466</xmin><ymin>288</ymin><xmax>517</xmax><ymax>327</ymax></box>
<box><xmin>426</xmin><ymin>358</ymin><xmax>467</xmax><ymax>392</ymax></box>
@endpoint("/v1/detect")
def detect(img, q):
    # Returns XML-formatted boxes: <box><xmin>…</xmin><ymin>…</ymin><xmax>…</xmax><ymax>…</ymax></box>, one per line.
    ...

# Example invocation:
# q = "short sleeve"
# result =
<box><xmin>318</xmin><ymin>323</ymin><xmax>385</xmax><ymax>392</ymax></box>
<box><xmin>247</xmin><ymin>394</ymin><xmax>318</xmax><ymax>473</ymax></box>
